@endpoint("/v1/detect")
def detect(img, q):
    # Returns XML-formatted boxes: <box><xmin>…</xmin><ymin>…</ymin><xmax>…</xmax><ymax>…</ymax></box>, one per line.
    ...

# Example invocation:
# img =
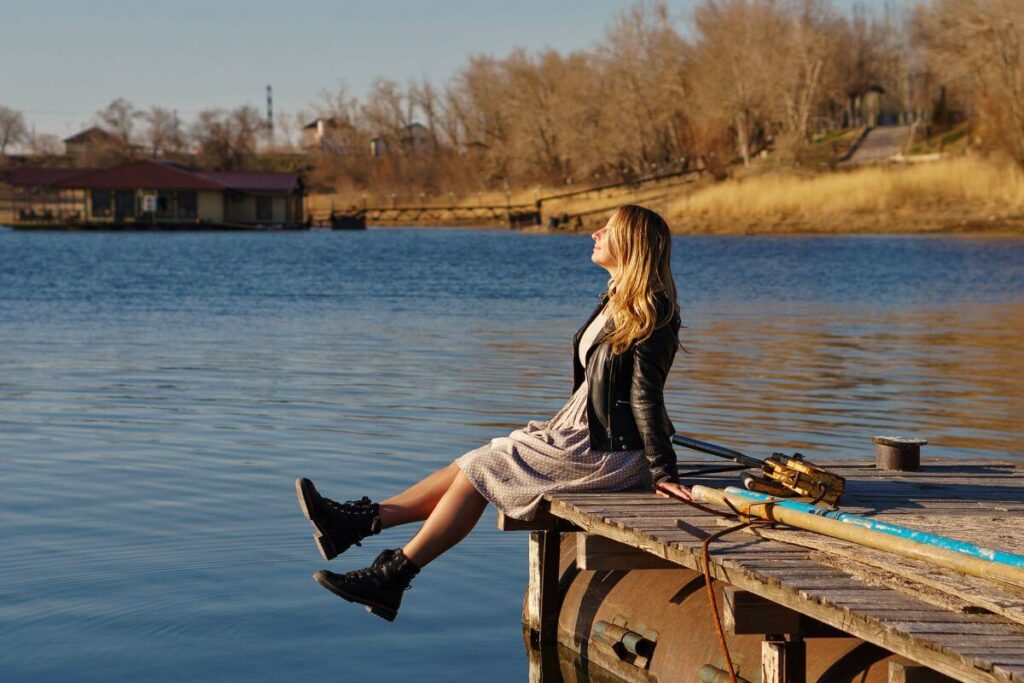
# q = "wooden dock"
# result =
<box><xmin>502</xmin><ymin>457</ymin><xmax>1024</xmax><ymax>682</ymax></box>
<box><xmin>306</xmin><ymin>204</ymin><xmax>540</xmax><ymax>229</ymax></box>
<box><xmin>301</xmin><ymin>167</ymin><xmax>704</xmax><ymax>230</ymax></box>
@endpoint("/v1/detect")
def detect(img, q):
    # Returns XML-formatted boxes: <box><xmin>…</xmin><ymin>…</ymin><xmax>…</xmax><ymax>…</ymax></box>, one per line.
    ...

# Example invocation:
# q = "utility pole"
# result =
<box><xmin>266</xmin><ymin>85</ymin><xmax>274</xmax><ymax>146</ymax></box>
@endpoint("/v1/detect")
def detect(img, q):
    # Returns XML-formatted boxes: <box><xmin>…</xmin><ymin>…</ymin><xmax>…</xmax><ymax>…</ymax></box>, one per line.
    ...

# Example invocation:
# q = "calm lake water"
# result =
<box><xmin>1</xmin><ymin>227</ymin><xmax>1022</xmax><ymax>682</ymax></box>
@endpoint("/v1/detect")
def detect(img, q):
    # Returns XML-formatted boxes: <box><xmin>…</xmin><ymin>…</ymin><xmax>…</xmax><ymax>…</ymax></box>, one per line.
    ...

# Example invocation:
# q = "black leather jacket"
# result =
<box><xmin>572</xmin><ymin>291</ymin><xmax>681</xmax><ymax>486</ymax></box>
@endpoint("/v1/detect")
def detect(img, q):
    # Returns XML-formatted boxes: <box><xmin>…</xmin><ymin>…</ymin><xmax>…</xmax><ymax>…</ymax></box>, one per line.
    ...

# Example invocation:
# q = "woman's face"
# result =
<box><xmin>591</xmin><ymin>218</ymin><xmax>618</xmax><ymax>273</ymax></box>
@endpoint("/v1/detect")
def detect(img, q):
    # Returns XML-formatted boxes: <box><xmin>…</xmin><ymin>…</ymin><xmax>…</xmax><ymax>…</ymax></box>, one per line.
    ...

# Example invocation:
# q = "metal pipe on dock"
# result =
<box><xmin>690</xmin><ymin>486</ymin><xmax>1024</xmax><ymax>589</ymax></box>
<box><xmin>594</xmin><ymin>621</ymin><xmax>655</xmax><ymax>658</ymax></box>
<box><xmin>722</xmin><ymin>487</ymin><xmax>1024</xmax><ymax>569</ymax></box>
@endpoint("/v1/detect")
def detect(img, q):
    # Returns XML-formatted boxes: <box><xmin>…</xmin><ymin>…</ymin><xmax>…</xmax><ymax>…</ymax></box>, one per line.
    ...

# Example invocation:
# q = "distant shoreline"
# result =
<box><xmin>6</xmin><ymin>156</ymin><xmax>1024</xmax><ymax>237</ymax></box>
<box><xmin>5</xmin><ymin>220</ymin><xmax>1024</xmax><ymax>236</ymax></box>
<box><xmin>536</xmin><ymin>155</ymin><xmax>1024</xmax><ymax>236</ymax></box>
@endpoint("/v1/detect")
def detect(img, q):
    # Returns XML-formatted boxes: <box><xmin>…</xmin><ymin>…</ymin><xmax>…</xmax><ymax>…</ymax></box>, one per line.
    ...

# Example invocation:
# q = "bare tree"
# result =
<box><xmin>314</xmin><ymin>83</ymin><xmax>361</xmax><ymax>127</ymax></box>
<box><xmin>288</xmin><ymin>0</ymin><xmax>966</xmax><ymax>193</ymax></box>
<box><xmin>502</xmin><ymin>48</ymin><xmax>572</xmax><ymax>181</ymax></box>
<box><xmin>0</xmin><ymin>105</ymin><xmax>28</xmax><ymax>156</ymax></box>
<box><xmin>29</xmin><ymin>133</ymin><xmax>63</xmax><ymax>157</ymax></box>
<box><xmin>272</xmin><ymin>111</ymin><xmax>299</xmax><ymax>152</ymax></box>
<box><xmin>766</xmin><ymin>0</ymin><xmax>842</xmax><ymax>161</ymax></box>
<box><xmin>192</xmin><ymin>105</ymin><xmax>262</xmax><ymax>170</ymax></box>
<box><xmin>596</xmin><ymin>2</ymin><xmax>691</xmax><ymax>177</ymax></box>
<box><xmin>310</xmin><ymin>83</ymin><xmax>367</xmax><ymax>156</ymax></box>
<box><xmin>446</xmin><ymin>56</ymin><xmax>515</xmax><ymax>182</ymax></box>
<box><xmin>97</xmin><ymin>98</ymin><xmax>141</xmax><ymax>160</ymax></box>
<box><xmin>690</xmin><ymin>0</ymin><xmax>776</xmax><ymax>166</ymax></box>
<box><xmin>408</xmin><ymin>76</ymin><xmax>444</xmax><ymax>153</ymax></box>
<box><xmin>361</xmin><ymin>78</ymin><xmax>414</xmax><ymax>158</ymax></box>
<box><xmin>916</xmin><ymin>0</ymin><xmax>1024</xmax><ymax>166</ymax></box>
<box><xmin>142</xmin><ymin>106</ymin><xmax>186</xmax><ymax>158</ymax></box>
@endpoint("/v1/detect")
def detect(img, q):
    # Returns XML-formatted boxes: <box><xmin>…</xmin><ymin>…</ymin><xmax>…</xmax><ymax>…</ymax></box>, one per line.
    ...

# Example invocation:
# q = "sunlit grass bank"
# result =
<box><xmin>667</xmin><ymin>156</ymin><xmax>1024</xmax><ymax>233</ymax></box>
<box><xmin>299</xmin><ymin>155</ymin><xmax>1024</xmax><ymax>234</ymax></box>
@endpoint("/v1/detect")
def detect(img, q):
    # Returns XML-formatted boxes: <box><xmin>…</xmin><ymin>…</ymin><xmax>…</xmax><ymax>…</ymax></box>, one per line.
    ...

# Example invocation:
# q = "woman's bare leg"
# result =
<box><xmin>378</xmin><ymin>461</ymin><xmax>460</xmax><ymax>529</ymax></box>
<box><xmin>402</xmin><ymin>468</ymin><xmax>487</xmax><ymax>568</ymax></box>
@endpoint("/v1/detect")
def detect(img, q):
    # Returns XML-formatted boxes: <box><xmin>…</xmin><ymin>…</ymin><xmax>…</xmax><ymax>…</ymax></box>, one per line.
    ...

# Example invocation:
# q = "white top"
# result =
<box><xmin>578</xmin><ymin>307</ymin><xmax>609</xmax><ymax>367</ymax></box>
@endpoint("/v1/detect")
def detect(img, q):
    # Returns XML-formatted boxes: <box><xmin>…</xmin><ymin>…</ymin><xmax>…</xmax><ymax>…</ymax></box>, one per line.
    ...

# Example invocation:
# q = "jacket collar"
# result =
<box><xmin>583</xmin><ymin>297</ymin><xmax>614</xmax><ymax>366</ymax></box>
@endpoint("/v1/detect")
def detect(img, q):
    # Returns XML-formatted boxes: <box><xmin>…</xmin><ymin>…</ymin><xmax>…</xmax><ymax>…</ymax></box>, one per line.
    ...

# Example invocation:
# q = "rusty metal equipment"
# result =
<box><xmin>539</xmin><ymin>534</ymin><xmax>903</xmax><ymax>682</ymax></box>
<box><xmin>672</xmin><ymin>433</ymin><xmax>846</xmax><ymax>506</ymax></box>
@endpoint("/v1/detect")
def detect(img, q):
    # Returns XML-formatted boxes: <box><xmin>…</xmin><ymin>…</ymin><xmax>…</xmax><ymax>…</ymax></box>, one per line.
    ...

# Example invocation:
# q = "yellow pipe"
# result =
<box><xmin>691</xmin><ymin>485</ymin><xmax>1024</xmax><ymax>589</ymax></box>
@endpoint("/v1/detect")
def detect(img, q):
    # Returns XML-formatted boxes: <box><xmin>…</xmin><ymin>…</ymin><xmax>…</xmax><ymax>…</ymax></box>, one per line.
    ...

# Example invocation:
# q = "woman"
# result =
<box><xmin>295</xmin><ymin>204</ymin><xmax>692</xmax><ymax>622</ymax></box>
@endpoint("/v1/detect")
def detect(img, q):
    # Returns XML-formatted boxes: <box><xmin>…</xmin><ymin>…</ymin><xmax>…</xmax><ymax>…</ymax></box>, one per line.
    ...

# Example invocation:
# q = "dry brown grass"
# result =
<box><xmin>305</xmin><ymin>173</ymin><xmax>700</xmax><ymax>228</ymax></box>
<box><xmin>306</xmin><ymin>156</ymin><xmax>1024</xmax><ymax>234</ymax></box>
<box><xmin>666</xmin><ymin>156</ymin><xmax>1024</xmax><ymax>233</ymax></box>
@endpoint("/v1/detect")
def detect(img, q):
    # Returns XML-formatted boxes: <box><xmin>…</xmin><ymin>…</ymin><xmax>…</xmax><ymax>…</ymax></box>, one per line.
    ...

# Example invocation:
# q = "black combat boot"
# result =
<box><xmin>313</xmin><ymin>548</ymin><xmax>420</xmax><ymax>622</ymax></box>
<box><xmin>295</xmin><ymin>477</ymin><xmax>382</xmax><ymax>561</ymax></box>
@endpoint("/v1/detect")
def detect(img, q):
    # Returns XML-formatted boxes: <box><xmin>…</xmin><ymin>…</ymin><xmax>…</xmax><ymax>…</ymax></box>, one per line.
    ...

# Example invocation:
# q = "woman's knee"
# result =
<box><xmin>451</xmin><ymin>469</ymin><xmax>486</xmax><ymax>504</ymax></box>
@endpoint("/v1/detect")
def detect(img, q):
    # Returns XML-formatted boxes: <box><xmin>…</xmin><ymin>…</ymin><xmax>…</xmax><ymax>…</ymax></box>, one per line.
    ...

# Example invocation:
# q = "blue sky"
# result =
<box><xmin>2</xmin><ymin>0</ymin><xmax>895</xmax><ymax>139</ymax></box>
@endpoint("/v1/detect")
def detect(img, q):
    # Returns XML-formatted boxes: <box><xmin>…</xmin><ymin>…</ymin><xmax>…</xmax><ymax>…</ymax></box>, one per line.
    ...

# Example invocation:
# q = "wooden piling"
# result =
<box><xmin>762</xmin><ymin>635</ymin><xmax>806</xmax><ymax>683</ymax></box>
<box><xmin>525</xmin><ymin>530</ymin><xmax>561</xmax><ymax>644</ymax></box>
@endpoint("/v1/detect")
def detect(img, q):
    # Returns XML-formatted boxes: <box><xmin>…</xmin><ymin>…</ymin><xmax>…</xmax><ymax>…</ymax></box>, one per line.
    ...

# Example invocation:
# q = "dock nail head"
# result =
<box><xmin>872</xmin><ymin>435</ymin><xmax>927</xmax><ymax>472</ymax></box>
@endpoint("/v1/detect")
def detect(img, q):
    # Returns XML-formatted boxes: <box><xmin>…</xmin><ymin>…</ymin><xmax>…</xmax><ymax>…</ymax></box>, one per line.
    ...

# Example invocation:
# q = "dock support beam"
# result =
<box><xmin>889</xmin><ymin>660</ymin><xmax>957</xmax><ymax>683</ymax></box>
<box><xmin>526</xmin><ymin>530</ymin><xmax>561</xmax><ymax>644</ymax></box>
<box><xmin>724</xmin><ymin>587</ymin><xmax>846</xmax><ymax>638</ymax></box>
<box><xmin>576</xmin><ymin>534</ymin><xmax>677</xmax><ymax>570</ymax></box>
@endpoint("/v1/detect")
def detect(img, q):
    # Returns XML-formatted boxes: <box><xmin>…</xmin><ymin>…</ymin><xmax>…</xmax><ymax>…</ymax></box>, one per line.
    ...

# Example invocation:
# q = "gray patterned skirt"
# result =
<box><xmin>455</xmin><ymin>381</ymin><xmax>650</xmax><ymax>520</ymax></box>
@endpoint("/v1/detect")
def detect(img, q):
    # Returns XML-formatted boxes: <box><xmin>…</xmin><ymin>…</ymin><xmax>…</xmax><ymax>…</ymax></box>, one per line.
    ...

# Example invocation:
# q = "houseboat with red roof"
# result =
<box><xmin>2</xmin><ymin>160</ymin><xmax>305</xmax><ymax>230</ymax></box>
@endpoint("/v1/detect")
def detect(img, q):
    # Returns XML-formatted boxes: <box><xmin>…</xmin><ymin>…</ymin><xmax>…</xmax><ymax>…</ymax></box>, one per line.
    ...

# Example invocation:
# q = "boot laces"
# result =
<box><xmin>322</xmin><ymin>496</ymin><xmax>377</xmax><ymax>546</ymax></box>
<box><xmin>347</xmin><ymin>566</ymin><xmax>380</xmax><ymax>581</ymax></box>
<box><xmin>345</xmin><ymin>550</ymin><xmax>399</xmax><ymax>583</ymax></box>
<box><xmin>324</xmin><ymin>495</ymin><xmax>373</xmax><ymax>515</ymax></box>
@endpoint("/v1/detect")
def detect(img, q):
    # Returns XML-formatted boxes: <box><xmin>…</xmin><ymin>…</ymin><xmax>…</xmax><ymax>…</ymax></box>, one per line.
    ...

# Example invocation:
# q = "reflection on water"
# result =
<box><xmin>524</xmin><ymin>637</ymin><xmax>638</xmax><ymax>683</ymax></box>
<box><xmin>0</xmin><ymin>228</ymin><xmax>1021</xmax><ymax>681</ymax></box>
<box><xmin>677</xmin><ymin>304</ymin><xmax>1024</xmax><ymax>460</ymax></box>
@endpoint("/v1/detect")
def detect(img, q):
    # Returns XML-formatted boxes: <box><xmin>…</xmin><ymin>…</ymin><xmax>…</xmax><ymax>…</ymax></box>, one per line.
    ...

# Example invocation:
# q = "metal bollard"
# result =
<box><xmin>873</xmin><ymin>435</ymin><xmax>928</xmax><ymax>472</ymax></box>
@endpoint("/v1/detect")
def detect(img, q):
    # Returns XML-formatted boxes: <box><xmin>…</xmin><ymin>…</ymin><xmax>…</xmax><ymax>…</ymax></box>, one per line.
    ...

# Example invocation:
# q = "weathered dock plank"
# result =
<box><xmin>534</xmin><ymin>458</ymin><xmax>1024</xmax><ymax>682</ymax></box>
<box><xmin>759</xmin><ymin>526</ymin><xmax>1024</xmax><ymax>625</ymax></box>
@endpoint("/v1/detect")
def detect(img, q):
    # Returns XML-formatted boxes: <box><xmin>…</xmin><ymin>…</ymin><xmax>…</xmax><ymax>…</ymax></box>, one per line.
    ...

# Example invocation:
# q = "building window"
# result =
<box><xmin>91</xmin><ymin>190</ymin><xmax>111</xmax><ymax>217</ymax></box>
<box><xmin>157</xmin><ymin>192</ymin><xmax>173</xmax><ymax>218</ymax></box>
<box><xmin>115</xmin><ymin>190</ymin><xmax>135</xmax><ymax>219</ymax></box>
<box><xmin>179</xmin><ymin>191</ymin><xmax>197</xmax><ymax>219</ymax></box>
<box><xmin>256</xmin><ymin>196</ymin><xmax>273</xmax><ymax>221</ymax></box>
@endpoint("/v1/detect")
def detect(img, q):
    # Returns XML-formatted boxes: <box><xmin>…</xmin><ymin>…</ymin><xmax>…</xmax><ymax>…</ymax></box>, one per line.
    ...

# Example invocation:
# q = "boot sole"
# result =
<box><xmin>312</xmin><ymin>571</ymin><xmax>398</xmax><ymax>622</ymax></box>
<box><xmin>295</xmin><ymin>478</ymin><xmax>339</xmax><ymax>562</ymax></box>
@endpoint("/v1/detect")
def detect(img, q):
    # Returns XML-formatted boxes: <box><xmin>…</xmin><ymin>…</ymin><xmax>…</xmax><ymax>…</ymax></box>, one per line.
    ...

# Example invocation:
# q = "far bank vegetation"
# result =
<box><xmin>673</xmin><ymin>157</ymin><xmax>1024</xmax><ymax>233</ymax></box>
<box><xmin>3</xmin><ymin>0</ymin><xmax>1024</xmax><ymax>232</ymax></box>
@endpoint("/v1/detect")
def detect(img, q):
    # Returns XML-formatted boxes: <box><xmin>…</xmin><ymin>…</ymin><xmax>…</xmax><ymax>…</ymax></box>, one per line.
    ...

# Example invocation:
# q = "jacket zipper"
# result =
<box><xmin>606</xmin><ymin>361</ymin><xmax>614</xmax><ymax>444</ymax></box>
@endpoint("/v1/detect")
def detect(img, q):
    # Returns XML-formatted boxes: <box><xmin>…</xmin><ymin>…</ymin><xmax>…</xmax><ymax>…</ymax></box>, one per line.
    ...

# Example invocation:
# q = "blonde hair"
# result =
<box><xmin>602</xmin><ymin>205</ymin><xmax>680</xmax><ymax>355</ymax></box>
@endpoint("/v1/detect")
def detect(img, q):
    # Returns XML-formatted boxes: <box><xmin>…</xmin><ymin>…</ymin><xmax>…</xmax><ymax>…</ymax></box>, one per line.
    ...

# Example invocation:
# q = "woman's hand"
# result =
<box><xmin>655</xmin><ymin>481</ymin><xmax>693</xmax><ymax>502</ymax></box>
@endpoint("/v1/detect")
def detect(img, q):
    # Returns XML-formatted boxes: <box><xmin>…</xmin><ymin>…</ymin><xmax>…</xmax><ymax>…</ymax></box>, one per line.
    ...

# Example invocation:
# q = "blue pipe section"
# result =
<box><xmin>723</xmin><ymin>486</ymin><xmax>1024</xmax><ymax>570</ymax></box>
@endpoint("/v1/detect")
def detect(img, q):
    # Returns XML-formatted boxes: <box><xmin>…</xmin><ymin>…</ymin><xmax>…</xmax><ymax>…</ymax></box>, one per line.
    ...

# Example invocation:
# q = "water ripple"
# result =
<box><xmin>0</xmin><ymin>229</ymin><xmax>1022</xmax><ymax>681</ymax></box>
